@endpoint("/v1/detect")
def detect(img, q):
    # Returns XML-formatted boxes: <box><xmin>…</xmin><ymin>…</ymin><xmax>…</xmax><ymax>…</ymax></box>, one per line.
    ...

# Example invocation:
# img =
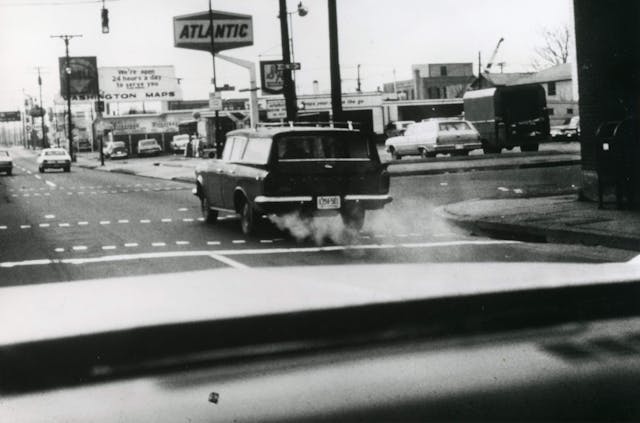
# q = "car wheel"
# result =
<box><xmin>240</xmin><ymin>199</ymin><xmax>260</xmax><ymax>236</ymax></box>
<box><xmin>452</xmin><ymin>150</ymin><xmax>469</xmax><ymax>156</ymax></box>
<box><xmin>64</xmin><ymin>166</ymin><xmax>70</xmax><ymax>172</ymax></box>
<box><xmin>388</xmin><ymin>147</ymin><xmax>401</xmax><ymax>160</ymax></box>
<box><xmin>38</xmin><ymin>166</ymin><xmax>44</xmax><ymax>173</ymax></box>
<box><xmin>341</xmin><ymin>204</ymin><xmax>365</xmax><ymax>231</ymax></box>
<box><xmin>521</xmin><ymin>143</ymin><xmax>539</xmax><ymax>152</ymax></box>
<box><xmin>201</xmin><ymin>196</ymin><xmax>219</xmax><ymax>223</ymax></box>
<box><xmin>482</xmin><ymin>142</ymin><xmax>500</xmax><ymax>154</ymax></box>
<box><xmin>418</xmin><ymin>148</ymin><xmax>428</xmax><ymax>159</ymax></box>
<box><xmin>6</xmin><ymin>169</ymin><xmax>11</xmax><ymax>176</ymax></box>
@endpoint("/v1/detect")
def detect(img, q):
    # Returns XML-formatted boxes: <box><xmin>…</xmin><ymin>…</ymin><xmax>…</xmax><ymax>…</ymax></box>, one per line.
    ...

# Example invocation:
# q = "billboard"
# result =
<box><xmin>173</xmin><ymin>10</ymin><xmax>253</xmax><ymax>53</ymax></box>
<box><xmin>0</xmin><ymin>111</ymin><xmax>21</xmax><ymax>122</ymax></box>
<box><xmin>58</xmin><ymin>56</ymin><xmax>98</xmax><ymax>99</ymax></box>
<box><xmin>260</xmin><ymin>60</ymin><xmax>284</xmax><ymax>95</ymax></box>
<box><xmin>98</xmin><ymin>66</ymin><xmax>181</xmax><ymax>102</ymax></box>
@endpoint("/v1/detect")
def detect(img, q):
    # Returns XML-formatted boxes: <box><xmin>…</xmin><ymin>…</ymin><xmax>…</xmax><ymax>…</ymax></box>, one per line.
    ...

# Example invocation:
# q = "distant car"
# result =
<box><xmin>76</xmin><ymin>139</ymin><xmax>92</xmax><ymax>152</ymax></box>
<box><xmin>385</xmin><ymin>119</ymin><xmax>482</xmax><ymax>159</ymax></box>
<box><xmin>37</xmin><ymin>148</ymin><xmax>71</xmax><ymax>173</ymax></box>
<box><xmin>0</xmin><ymin>150</ymin><xmax>13</xmax><ymax>175</ymax></box>
<box><xmin>137</xmin><ymin>138</ymin><xmax>162</xmax><ymax>156</ymax></box>
<box><xmin>194</xmin><ymin>126</ymin><xmax>392</xmax><ymax>235</ymax></box>
<box><xmin>171</xmin><ymin>134</ymin><xmax>191</xmax><ymax>153</ymax></box>
<box><xmin>551</xmin><ymin>116</ymin><xmax>580</xmax><ymax>141</ymax></box>
<box><xmin>384</xmin><ymin>120</ymin><xmax>415</xmax><ymax>138</ymax></box>
<box><xmin>103</xmin><ymin>141</ymin><xmax>128</xmax><ymax>159</ymax></box>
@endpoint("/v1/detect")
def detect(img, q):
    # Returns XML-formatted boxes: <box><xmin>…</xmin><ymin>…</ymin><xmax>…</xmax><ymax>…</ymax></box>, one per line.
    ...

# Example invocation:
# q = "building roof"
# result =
<box><xmin>483</xmin><ymin>72</ymin><xmax>534</xmax><ymax>86</ymax></box>
<box><xmin>513</xmin><ymin>63</ymin><xmax>572</xmax><ymax>85</ymax></box>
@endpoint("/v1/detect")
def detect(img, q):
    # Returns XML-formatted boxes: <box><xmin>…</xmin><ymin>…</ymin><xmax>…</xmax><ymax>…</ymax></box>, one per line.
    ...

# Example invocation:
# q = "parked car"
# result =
<box><xmin>551</xmin><ymin>116</ymin><xmax>580</xmax><ymax>141</ymax></box>
<box><xmin>0</xmin><ymin>149</ymin><xmax>13</xmax><ymax>175</ymax></box>
<box><xmin>103</xmin><ymin>141</ymin><xmax>128</xmax><ymax>159</ymax></box>
<box><xmin>37</xmin><ymin>148</ymin><xmax>71</xmax><ymax>173</ymax></box>
<box><xmin>171</xmin><ymin>134</ymin><xmax>190</xmax><ymax>153</ymax></box>
<box><xmin>193</xmin><ymin>126</ymin><xmax>392</xmax><ymax>235</ymax></box>
<box><xmin>137</xmin><ymin>138</ymin><xmax>162</xmax><ymax>156</ymax></box>
<box><xmin>384</xmin><ymin>120</ymin><xmax>415</xmax><ymax>138</ymax></box>
<box><xmin>76</xmin><ymin>139</ymin><xmax>92</xmax><ymax>152</ymax></box>
<box><xmin>385</xmin><ymin>119</ymin><xmax>482</xmax><ymax>159</ymax></box>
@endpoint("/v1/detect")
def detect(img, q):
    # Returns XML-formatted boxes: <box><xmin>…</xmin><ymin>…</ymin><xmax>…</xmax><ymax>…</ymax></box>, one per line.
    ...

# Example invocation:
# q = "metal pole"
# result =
<box><xmin>37</xmin><ymin>67</ymin><xmax>47</xmax><ymax>148</ymax></box>
<box><xmin>208</xmin><ymin>0</ymin><xmax>222</xmax><ymax>158</ymax></box>
<box><xmin>64</xmin><ymin>39</ymin><xmax>75</xmax><ymax>161</ymax></box>
<box><xmin>328</xmin><ymin>0</ymin><xmax>342</xmax><ymax>122</ymax></box>
<box><xmin>357</xmin><ymin>64</ymin><xmax>361</xmax><ymax>92</ymax></box>
<box><xmin>288</xmin><ymin>11</ymin><xmax>296</xmax><ymax>86</ymax></box>
<box><xmin>95</xmin><ymin>66</ymin><xmax>104</xmax><ymax>166</ymax></box>
<box><xmin>279</xmin><ymin>0</ymin><xmax>297</xmax><ymax>121</ymax></box>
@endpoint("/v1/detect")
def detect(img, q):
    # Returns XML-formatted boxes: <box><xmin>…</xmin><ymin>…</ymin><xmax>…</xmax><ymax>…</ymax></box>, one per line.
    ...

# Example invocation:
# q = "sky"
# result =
<box><xmin>0</xmin><ymin>0</ymin><xmax>574</xmax><ymax>111</ymax></box>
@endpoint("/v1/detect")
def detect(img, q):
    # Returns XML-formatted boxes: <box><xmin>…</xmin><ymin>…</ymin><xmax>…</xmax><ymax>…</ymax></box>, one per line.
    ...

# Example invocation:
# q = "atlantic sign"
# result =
<box><xmin>173</xmin><ymin>10</ymin><xmax>253</xmax><ymax>53</ymax></box>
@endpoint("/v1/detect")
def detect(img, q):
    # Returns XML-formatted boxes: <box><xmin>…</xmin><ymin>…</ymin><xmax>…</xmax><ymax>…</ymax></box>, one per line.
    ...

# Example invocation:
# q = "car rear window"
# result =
<box><xmin>140</xmin><ymin>140</ymin><xmax>156</xmax><ymax>146</ymax></box>
<box><xmin>438</xmin><ymin>122</ymin><xmax>472</xmax><ymax>131</ymax></box>
<box><xmin>44</xmin><ymin>150</ymin><xmax>66</xmax><ymax>156</ymax></box>
<box><xmin>276</xmin><ymin>133</ymin><xmax>370</xmax><ymax>161</ymax></box>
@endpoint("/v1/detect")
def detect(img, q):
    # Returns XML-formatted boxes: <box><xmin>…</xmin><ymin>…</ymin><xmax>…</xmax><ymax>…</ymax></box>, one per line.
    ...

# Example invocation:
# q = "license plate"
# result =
<box><xmin>455</xmin><ymin>144</ymin><xmax>464</xmax><ymax>150</ymax></box>
<box><xmin>317</xmin><ymin>196</ymin><xmax>341</xmax><ymax>210</ymax></box>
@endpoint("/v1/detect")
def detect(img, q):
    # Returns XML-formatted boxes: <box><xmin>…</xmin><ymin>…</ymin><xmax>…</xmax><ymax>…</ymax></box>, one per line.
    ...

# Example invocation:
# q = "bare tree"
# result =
<box><xmin>532</xmin><ymin>24</ymin><xmax>571</xmax><ymax>70</ymax></box>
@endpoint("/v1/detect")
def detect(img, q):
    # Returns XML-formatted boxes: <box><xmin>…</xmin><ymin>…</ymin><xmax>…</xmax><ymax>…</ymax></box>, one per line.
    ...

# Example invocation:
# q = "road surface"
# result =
<box><xmin>0</xmin><ymin>148</ymin><xmax>633</xmax><ymax>287</ymax></box>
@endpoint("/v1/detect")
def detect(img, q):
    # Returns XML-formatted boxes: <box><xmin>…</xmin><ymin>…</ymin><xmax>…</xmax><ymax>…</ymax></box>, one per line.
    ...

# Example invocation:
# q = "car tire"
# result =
<box><xmin>6</xmin><ymin>169</ymin><xmax>11</xmax><ymax>176</ymax></box>
<box><xmin>64</xmin><ymin>166</ymin><xmax>70</xmax><ymax>172</ymax></box>
<box><xmin>521</xmin><ymin>143</ymin><xmax>539</xmax><ymax>152</ymax></box>
<box><xmin>240</xmin><ymin>199</ymin><xmax>260</xmax><ymax>236</ymax></box>
<box><xmin>201</xmin><ymin>196</ymin><xmax>219</xmax><ymax>223</ymax></box>
<box><xmin>418</xmin><ymin>148</ymin><xmax>428</xmax><ymax>159</ymax></box>
<box><xmin>388</xmin><ymin>147</ymin><xmax>401</xmax><ymax>160</ymax></box>
<box><xmin>482</xmin><ymin>142</ymin><xmax>501</xmax><ymax>154</ymax></box>
<box><xmin>341</xmin><ymin>204</ymin><xmax>365</xmax><ymax>231</ymax></box>
<box><xmin>38</xmin><ymin>166</ymin><xmax>44</xmax><ymax>173</ymax></box>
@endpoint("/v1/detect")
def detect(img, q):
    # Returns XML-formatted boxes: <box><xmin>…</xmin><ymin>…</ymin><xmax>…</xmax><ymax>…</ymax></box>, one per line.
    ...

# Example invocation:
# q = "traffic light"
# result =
<box><xmin>101</xmin><ymin>8</ymin><xmax>109</xmax><ymax>33</ymax></box>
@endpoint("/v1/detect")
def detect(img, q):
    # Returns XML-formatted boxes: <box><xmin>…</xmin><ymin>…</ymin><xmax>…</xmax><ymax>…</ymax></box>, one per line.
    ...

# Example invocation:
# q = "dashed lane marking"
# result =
<box><xmin>140</xmin><ymin>219</ymin><xmax>151</xmax><ymax>223</ymax></box>
<box><xmin>54</xmin><ymin>248</ymin><xmax>65</xmax><ymax>253</ymax></box>
<box><xmin>161</xmin><ymin>218</ymin><xmax>172</xmax><ymax>222</ymax></box>
<box><xmin>102</xmin><ymin>246</ymin><xmax>117</xmax><ymax>250</ymax></box>
<box><xmin>118</xmin><ymin>219</ymin><xmax>129</xmax><ymax>223</ymax></box>
<box><xmin>58</xmin><ymin>223</ymin><xmax>70</xmax><ymax>227</ymax></box>
<box><xmin>152</xmin><ymin>242</ymin><xmax>167</xmax><ymax>247</ymax></box>
<box><xmin>20</xmin><ymin>225</ymin><xmax>31</xmax><ymax>229</ymax></box>
<box><xmin>45</xmin><ymin>180</ymin><xmax>56</xmax><ymax>188</ymax></box>
<box><xmin>34</xmin><ymin>175</ymin><xmax>41</xmax><ymax>180</ymax></box>
<box><xmin>176</xmin><ymin>241</ymin><xmax>190</xmax><ymax>245</ymax></box>
<box><xmin>124</xmin><ymin>242</ymin><xmax>139</xmax><ymax>247</ymax></box>
<box><xmin>232</xmin><ymin>240</ymin><xmax>246</xmax><ymax>244</ymax></box>
<box><xmin>178</xmin><ymin>208</ymin><xmax>188</xmax><ymax>211</ymax></box>
<box><xmin>99</xmin><ymin>220</ymin><xmax>111</xmax><ymax>225</ymax></box>
<box><xmin>207</xmin><ymin>241</ymin><xmax>221</xmax><ymax>246</ymax></box>
<box><xmin>39</xmin><ymin>223</ymin><xmax>50</xmax><ymax>228</ymax></box>
<box><xmin>0</xmin><ymin>226</ymin><xmax>7</xmax><ymax>230</ymax></box>
<box><xmin>72</xmin><ymin>246</ymin><xmax>87</xmax><ymax>251</ymax></box>
<box><xmin>78</xmin><ymin>221</ymin><xmax>89</xmax><ymax>226</ymax></box>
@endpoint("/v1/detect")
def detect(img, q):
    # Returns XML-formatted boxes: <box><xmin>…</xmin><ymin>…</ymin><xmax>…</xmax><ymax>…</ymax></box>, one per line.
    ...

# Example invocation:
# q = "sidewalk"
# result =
<box><xmin>439</xmin><ymin>195</ymin><xmax>640</xmax><ymax>252</ymax></box>
<box><xmin>75</xmin><ymin>146</ymin><xmax>580</xmax><ymax>183</ymax></box>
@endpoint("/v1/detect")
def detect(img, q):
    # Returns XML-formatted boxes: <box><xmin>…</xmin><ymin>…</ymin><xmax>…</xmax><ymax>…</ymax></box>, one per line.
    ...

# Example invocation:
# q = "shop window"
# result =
<box><xmin>440</xmin><ymin>66</ymin><xmax>448</xmax><ymax>76</ymax></box>
<box><xmin>548</xmin><ymin>108</ymin><xmax>555</xmax><ymax>115</ymax></box>
<box><xmin>548</xmin><ymin>81</ymin><xmax>557</xmax><ymax>96</ymax></box>
<box><xmin>567</xmin><ymin>108</ymin><xmax>574</xmax><ymax>114</ymax></box>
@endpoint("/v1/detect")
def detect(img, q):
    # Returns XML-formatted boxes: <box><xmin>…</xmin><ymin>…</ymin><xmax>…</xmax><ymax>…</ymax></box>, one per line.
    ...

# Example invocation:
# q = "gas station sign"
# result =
<box><xmin>173</xmin><ymin>10</ymin><xmax>253</xmax><ymax>53</ymax></box>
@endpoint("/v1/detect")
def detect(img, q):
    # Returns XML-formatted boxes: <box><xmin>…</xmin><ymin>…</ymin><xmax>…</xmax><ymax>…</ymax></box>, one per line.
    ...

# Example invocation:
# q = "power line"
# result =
<box><xmin>0</xmin><ymin>0</ymin><xmax>117</xmax><ymax>7</ymax></box>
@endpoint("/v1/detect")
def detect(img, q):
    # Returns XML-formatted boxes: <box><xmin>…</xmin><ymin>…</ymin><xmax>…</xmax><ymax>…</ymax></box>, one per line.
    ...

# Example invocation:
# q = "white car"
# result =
<box><xmin>385</xmin><ymin>119</ymin><xmax>482</xmax><ymax>159</ymax></box>
<box><xmin>0</xmin><ymin>150</ymin><xmax>13</xmax><ymax>175</ymax></box>
<box><xmin>37</xmin><ymin>148</ymin><xmax>71</xmax><ymax>173</ymax></box>
<box><xmin>137</xmin><ymin>138</ymin><xmax>162</xmax><ymax>156</ymax></box>
<box><xmin>103</xmin><ymin>141</ymin><xmax>129</xmax><ymax>159</ymax></box>
<box><xmin>171</xmin><ymin>134</ymin><xmax>191</xmax><ymax>153</ymax></box>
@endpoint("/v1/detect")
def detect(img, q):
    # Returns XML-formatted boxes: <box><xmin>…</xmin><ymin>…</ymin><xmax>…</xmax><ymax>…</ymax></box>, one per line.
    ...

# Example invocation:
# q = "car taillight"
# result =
<box><xmin>263</xmin><ymin>173</ymin><xmax>277</xmax><ymax>194</ymax></box>
<box><xmin>379</xmin><ymin>169</ymin><xmax>390</xmax><ymax>193</ymax></box>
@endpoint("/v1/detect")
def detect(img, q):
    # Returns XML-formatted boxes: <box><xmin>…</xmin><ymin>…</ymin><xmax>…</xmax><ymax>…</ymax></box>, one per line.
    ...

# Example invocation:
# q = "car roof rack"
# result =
<box><xmin>256</xmin><ymin>121</ymin><xmax>359</xmax><ymax>130</ymax></box>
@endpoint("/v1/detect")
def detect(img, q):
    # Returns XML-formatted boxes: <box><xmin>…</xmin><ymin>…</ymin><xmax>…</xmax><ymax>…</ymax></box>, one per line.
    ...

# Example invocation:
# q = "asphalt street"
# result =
<box><xmin>0</xmin><ymin>148</ymin><xmax>634</xmax><ymax>287</ymax></box>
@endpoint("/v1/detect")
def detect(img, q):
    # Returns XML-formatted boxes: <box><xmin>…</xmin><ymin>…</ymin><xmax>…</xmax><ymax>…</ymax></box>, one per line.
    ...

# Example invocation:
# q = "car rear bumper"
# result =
<box><xmin>0</xmin><ymin>162</ymin><xmax>12</xmax><ymax>170</ymax></box>
<box><xmin>253</xmin><ymin>194</ymin><xmax>393</xmax><ymax>214</ymax></box>
<box><xmin>42</xmin><ymin>161</ymin><xmax>70</xmax><ymax>168</ymax></box>
<box><xmin>430</xmin><ymin>142</ymin><xmax>482</xmax><ymax>152</ymax></box>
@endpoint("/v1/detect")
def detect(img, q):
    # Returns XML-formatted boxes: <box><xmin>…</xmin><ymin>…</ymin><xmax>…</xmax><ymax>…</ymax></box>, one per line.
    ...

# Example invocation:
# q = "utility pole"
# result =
<box><xmin>51</xmin><ymin>34</ymin><xmax>82</xmax><ymax>162</ymax></box>
<box><xmin>356</xmin><ymin>64</ymin><xmax>362</xmax><ymax>92</ymax></box>
<box><xmin>328</xmin><ymin>0</ymin><xmax>342</xmax><ymax>122</ymax></box>
<box><xmin>278</xmin><ymin>0</ymin><xmax>297</xmax><ymax>121</ymax></box>
<box><xmin>36</xmin><ymin>67</ymin><xmax>47</xmax><ymax>148</ymax></box>
<box><xmin>477</xmin><ymin>51</ymin><xmax>482</xmax><ymax>89</ymax></box>
<box><xmin>393</xmin><ymin>68</ymin><xmax>397</xmax><ymax>95</ymax></box>
<box><xmin>208</xmin><ymin>0</ymin><xmax>223</xmax><ymax>158</ymax></box>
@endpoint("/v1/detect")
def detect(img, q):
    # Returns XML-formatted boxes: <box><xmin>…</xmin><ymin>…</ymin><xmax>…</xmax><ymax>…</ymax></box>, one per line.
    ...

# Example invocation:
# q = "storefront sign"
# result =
<box><xmin>260</xmin><ymin>60</ymin><xmax>284</xmax><ymax>95</ymax></box>
<box><xmin>99</xmin><ymin>66</ymin><xmax>181</xmax><ymax>102</ymax></box>
<box><xmin>58</xmin><ymin>56</ymin><xmax>98</xmax><ymax>99</ymax></box>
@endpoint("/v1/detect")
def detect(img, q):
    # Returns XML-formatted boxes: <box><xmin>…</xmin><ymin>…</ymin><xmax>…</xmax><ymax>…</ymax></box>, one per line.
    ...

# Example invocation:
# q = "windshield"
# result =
<box><xmin>276</xmin><ymin>133</ymin><xmax>370</xmax><ymax>160</ymax></box>
<box><xmin>44</xmin><ymin>150</ymin><xmax>67</xmax><ymax>156</ymax></box>
<box><xmin>0</xmin><ymin>1</ymin><xmax>637</xmax><ymax>416</ymax></box>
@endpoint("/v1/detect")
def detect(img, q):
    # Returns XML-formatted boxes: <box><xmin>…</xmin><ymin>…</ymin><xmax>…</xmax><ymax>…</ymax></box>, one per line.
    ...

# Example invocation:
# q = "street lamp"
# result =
<box><xmin>288</xmin><ymin>2</ymin><xmax>308</xmax><ymax>82</ymax></box>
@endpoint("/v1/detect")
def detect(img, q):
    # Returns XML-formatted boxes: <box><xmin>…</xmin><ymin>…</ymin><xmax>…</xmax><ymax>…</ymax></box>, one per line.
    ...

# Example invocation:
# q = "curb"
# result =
<box><xmin>76</xmin><ymin>162</ymin><xmax>194</xmax><ymax>184</ymax></box>
<box><xmin>388</xmin><ymin>159</ymin><xmax>580</xmax><ymax>177</ymax></box>
<box><xmin>436</xmin><ymin>200</ymin><xmax>640</xmax><ymax>252</ymax></box>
